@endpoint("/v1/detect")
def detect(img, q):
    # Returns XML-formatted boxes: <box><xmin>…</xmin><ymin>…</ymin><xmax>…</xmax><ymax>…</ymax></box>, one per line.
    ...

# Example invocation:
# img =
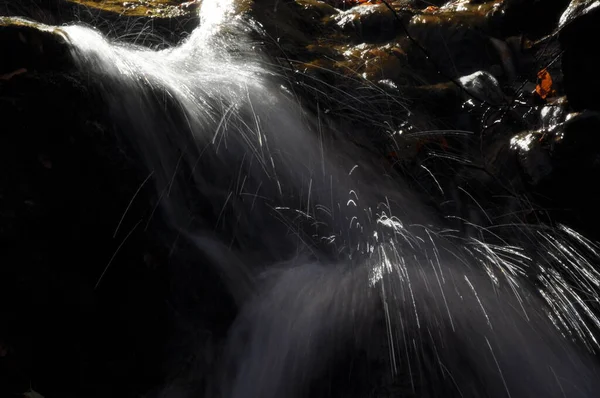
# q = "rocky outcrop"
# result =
<box><xmin>559</xmin><ymin>0</ymin><xmax>600</xmax><ymax>110</ymax></box>
<box><xmin>0</xmin><ymin>0</ymin><xmax>200</xmax><ymax>46</ymax></box>
<box><xmin>1</xmin><ymin>0</ymin><xmax>597</xmax><ymax>280</ymax></box>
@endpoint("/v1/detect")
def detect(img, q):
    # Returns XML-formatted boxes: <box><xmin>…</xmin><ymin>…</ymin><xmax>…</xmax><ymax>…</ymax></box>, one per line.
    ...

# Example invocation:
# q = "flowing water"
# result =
<box><xmin>7</xmin><ymin>0</ymin><xmax>600</xmax><ymax>396</ymax></box>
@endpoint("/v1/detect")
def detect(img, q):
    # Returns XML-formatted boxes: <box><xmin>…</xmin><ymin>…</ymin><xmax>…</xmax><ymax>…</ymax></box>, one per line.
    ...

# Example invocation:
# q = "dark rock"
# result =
<box><xmin>0</xmin><ymin>19</ymin><xmax>234</xmax><ymax>398</ymax></box>
<box><xmin>0</xmin><ymin>18</ymin><xmax>71</xmax><ymax>75</ymax></box>
<box><xmin>548</xmin><ymin>110</ymin><xmax>600</xmax><ymax>166</ymax></box>
<box><xmin>511</xmin><ymin>110</ymin><xmax>600</xmax><ymax>239</ymax></box>
<box><xmin>0</xmin><ymin>0</ymin><xmax>199</xmax><ymax>48</ymax></box>
<box><xmin>559</xmin><ymin>0</ymin><xmax>600</xmax><ymax>110</ymax></box>
<box><xmin>559</xmin><ymin>0</ymin><xmax>600</xmax><ymax>28</ymax></box>
<box><xmin>511</xmin><ymin>130</ymin><xmax>553</xmax><ymax>184</ymax></box>
<box><xmin>500</xmin><ymin>0</ymin><xmax>572</xmax><ymax>38</ymax></box>
<box><xmin>329</xmin><ymin>3</ymin><xmax>400</xmax><ymax>43</ymax></box>
<box><xmin>406</xmin><ymin>5</ymin><xmax>506</xmax><ymax>82</ymax></box>
<box><xmin>0</xmin><ymin>0</ymin><xmax>63</xmax><ymax>25</ymax></box>
<box><xmin>459</xmin><ymin>70</ymin><xmax>506</xmax><ymax>106</ymax></box>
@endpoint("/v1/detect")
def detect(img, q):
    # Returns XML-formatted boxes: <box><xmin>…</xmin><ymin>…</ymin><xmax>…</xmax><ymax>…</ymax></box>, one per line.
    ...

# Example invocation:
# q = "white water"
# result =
<box><xmin>35</xmin><ymin>1</ymin><xmax>600</xmax><ymax>396</ymax></box>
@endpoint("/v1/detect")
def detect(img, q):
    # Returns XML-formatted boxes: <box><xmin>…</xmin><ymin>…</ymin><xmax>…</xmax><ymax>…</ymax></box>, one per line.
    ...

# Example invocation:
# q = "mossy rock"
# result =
<box><xmin>68</xmin><ymin>0</ymin><xmax>194</xmax><ymax>18</ymax></box>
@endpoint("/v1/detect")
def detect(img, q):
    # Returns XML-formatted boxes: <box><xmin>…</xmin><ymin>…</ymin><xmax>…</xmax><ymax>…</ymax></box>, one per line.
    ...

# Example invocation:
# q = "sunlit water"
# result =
<box><xmin>17</xmin><ymin>0</ymin><xmax>600</xmax><ymax>396</ymax></box>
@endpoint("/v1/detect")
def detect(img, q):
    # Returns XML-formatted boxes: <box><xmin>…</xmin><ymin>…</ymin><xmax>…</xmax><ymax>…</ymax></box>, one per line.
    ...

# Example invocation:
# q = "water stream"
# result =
<box><xmin>4</xmin><ymin>1</ymin><xmax>600</xmax><ymax>396</ymax></box>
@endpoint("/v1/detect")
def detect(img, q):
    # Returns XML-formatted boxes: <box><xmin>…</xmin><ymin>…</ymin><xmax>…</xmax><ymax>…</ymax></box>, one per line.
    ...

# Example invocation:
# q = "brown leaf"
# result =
<box><xmin>535</xmin><ymin>68</ymin><xmax>554</xmax><ymax>100</ymax></box>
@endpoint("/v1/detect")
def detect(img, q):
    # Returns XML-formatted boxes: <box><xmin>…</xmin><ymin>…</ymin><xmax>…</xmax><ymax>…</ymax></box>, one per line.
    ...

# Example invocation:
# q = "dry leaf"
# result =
<box><xmin>535</xmin><ymin>68</ymin><xmax>554</xmax><ymax>99</ymax></box>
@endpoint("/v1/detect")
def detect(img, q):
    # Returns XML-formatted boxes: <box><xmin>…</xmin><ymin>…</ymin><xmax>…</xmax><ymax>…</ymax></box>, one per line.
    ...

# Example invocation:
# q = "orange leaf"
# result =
<box><xmin>535</xmin><ymin>68</ymin><xmax>554</xmax><ymax>100</ymax></box>
<box><xmin>424</xmin><ymin>5</ymin><xmax>439</xmax><ymax>12</ymax></box>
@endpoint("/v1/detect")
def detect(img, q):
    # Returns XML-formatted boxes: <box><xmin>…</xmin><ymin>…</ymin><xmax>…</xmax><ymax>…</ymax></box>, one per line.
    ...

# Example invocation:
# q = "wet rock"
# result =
<box><xmin>489</xmin><ymin>35</ymin><xmax>539</xmax><ymax>83</ymax></box>
<box><xmin>68</xmin><ymin>0</ymin><xmax>193</xmax><ymax>18</ymax></box>
<box><xmin>0</xmin><ymin>0</ymin><xmax>62</xmax><ymax>25</ymax></box>
<box><xmin>436</xmin><ymin>102</ymin><xmax>600</xmax><ymax>235</ymax></box>
<box><xmin>248</xmin><ymin>0</ymin><xmax>587</xmax><ymax>213</ymax></box>
<box><xmin>338</xmin><ymin>42</ymin><xmax>410</xmax><ymax>81</ymax></box>
<box><xmin>0</xmin><ymin>1</ymin><xmax>200</xmax><ymax>47</ymax></box>
<box><xmin>439</xmin><ymin>0</ymin><xmax>503</xmax><ymax>13</ymax></box>
<box><xmin>490</xmin><ymin>98</ymin><xmax>570</xmax><ymax>188</ymax></box>
<box><xmin>1</xmin><ymin>0</ymin><xmax>197</xmax><ymax>21</ymax></box>
<box><xmin>559</xmin><ymin>0</ymin><xmax>600</xmax><ymax>27</ymax></box>
<box><xmin>251</xmin><ymin>0</ymin><xmax>326</xmax><ymax>57</ymax></box>
<box><xmin>559</xmin><ymin>0</ymin><xmax>600</xmax><ymax>110</ymax></box>
<box><xmin>406</xmin><ymin>2</ymin><xmax>507</xmax><ymax>82</ymax></box>
<box><xmin>547</xmin><ymin>109</ymin><xmax>600</xmax><ymax>165</ymax></box>
<box><xmin>500</xmin><ymin>0</ymin><xmax>572</xmax><ymax>38</ymax></box>
<box><xmin>0</xmin><ymin>18</ymin><xmax>72</xmax><ymax>75</ymax></box>
<box><xmin>329</xmin><ymin>3</ymin><xmax>400</xmax><ymax>42</ymax></box>
<box><xmin>297</xmin><ymin>0</ymin><xmax>339</xmax><ymax>18</ymax></box>
<box><xmin>511</xmin><ymin>130</ymin><xmax>553</xmax><ymax>184</ymax></box>
<box><xmin>459</xmin><ymin>70</ymin><xmax>506</xmax><ymax>106</ymax></box>
<box><xmin>494</xmin><ymin>109</ymin><xmax>600</xmax><ymax>237</ymax></box>
<box><xmin>416</xmin><ymin>0</ymin><xmax>447</xmax><ymax>5</ymax></box>
<box><xmin>69</xmin><ymin>0</ymin><xmax>200</xmax><ymax>47</ymax></box>
<box><xmin>396</xmin><ymin>70</ymin><xmax>507</xmax><ymax>130</ymax></box>
<box><xmin>0</xmin><ymin>18</ymin><xmax>179</xmax><ymax>397</ymax></box>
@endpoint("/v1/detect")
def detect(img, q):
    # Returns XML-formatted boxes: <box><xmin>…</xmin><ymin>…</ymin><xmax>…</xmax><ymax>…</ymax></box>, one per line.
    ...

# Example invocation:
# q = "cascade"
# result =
<box><xmin>2</xmin><ymin>1</ymin><xmax>600</xmax><ymax>397</ymax></box>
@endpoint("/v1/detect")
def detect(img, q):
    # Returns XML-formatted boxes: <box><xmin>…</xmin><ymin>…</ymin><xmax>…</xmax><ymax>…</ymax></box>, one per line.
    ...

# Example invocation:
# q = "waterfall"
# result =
<box><xmin>55</xmin><ymin>0</ymin><xmax>436</xmax><ymax>277</ymax></box>
<box><xmin>3</xmin><ymin>1</ymin><xmax>600</xmax><ymax>397</ymax></box>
